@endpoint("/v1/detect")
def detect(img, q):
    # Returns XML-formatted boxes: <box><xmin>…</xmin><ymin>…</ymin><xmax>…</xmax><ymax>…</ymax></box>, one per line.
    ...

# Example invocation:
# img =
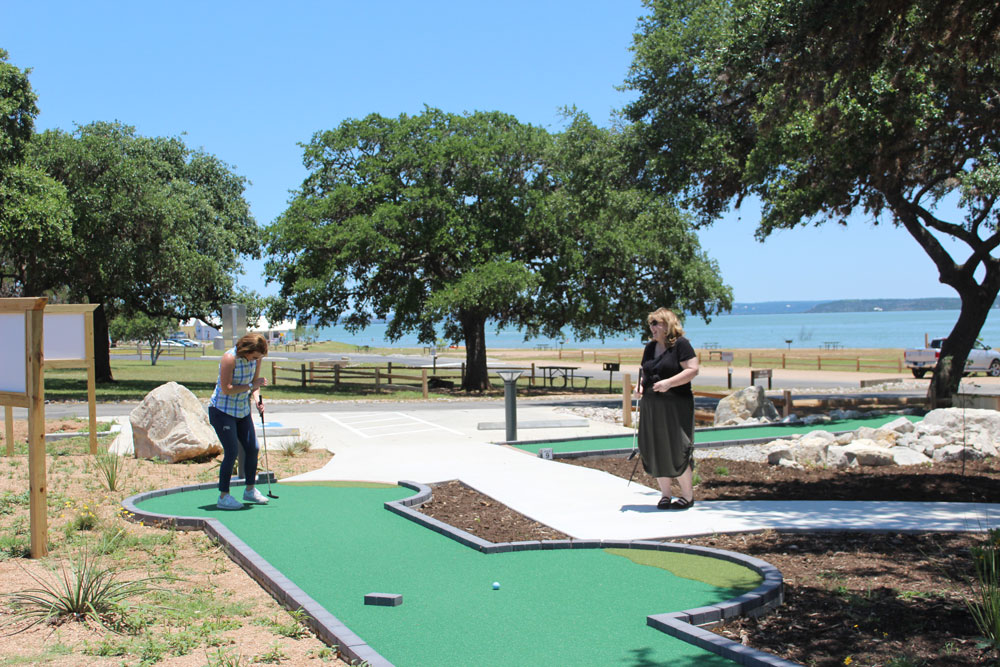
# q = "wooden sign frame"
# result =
<box><xmin>43</xmin><ymin>304</ymin><xmax>99</xmax><ymax>453</ymax></box>
<box><xmin>0</xmin><ymin>297</ymin><xmax>48</xmax><ymax>557</ymax></box>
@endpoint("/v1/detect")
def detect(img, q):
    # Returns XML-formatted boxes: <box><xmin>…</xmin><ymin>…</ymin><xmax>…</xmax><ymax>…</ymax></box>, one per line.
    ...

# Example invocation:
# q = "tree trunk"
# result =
<box><xmin>460</xmin><ymin>310</ymin><xmax>492</xmax><ymax>391</ymax></box>
<box><xmin>92</xmin><ymin>303</ymin><xmax>115</xmax><ymax>383</ymax></box>
<box><xmin>927</xmin><ymin>285</ymin><xmax>999</xmax><ymax>408</ymax></box>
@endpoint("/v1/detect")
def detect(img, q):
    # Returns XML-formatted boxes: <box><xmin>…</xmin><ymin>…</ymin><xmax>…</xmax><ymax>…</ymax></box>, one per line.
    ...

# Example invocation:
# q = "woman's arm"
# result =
<box><xmin>218</xmin><ymin>353</ymin><xmax>266</xmax><ymax>396</ymax></box>
<box><xmin>652</xmin><ymin>356</ymin><xmax>700</xmax><ymax>392</ymax></box>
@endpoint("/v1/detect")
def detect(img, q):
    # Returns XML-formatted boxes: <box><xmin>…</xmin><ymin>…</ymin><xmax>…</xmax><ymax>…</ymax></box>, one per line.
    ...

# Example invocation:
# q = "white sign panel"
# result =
<box><xmin>0</xmin><ymin>313</ymin><xmax>27</xmax><ymax>394</ymax></box>
<box><xmin>43</xmin><ymin>313</ymin><xmax>86</xmax><ymax>361</ymax></box>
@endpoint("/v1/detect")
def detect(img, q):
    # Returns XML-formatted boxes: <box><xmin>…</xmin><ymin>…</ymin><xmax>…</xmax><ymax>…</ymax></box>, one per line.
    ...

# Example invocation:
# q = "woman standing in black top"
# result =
<box><xmin>636</xmin><ymin>307</ymin><xmax>700</xmax><ymax>510</ymax></box>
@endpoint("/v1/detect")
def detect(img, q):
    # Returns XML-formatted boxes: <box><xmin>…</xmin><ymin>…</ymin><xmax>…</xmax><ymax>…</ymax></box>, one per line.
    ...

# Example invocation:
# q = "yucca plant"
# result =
<box><xmin>4</xmin><ymin>546</ymin><xmax>166</xmax><ymax>632</ymax></box>
<box><xmin>92</xmin><ymin>449</ymin><xmax>127</xmax><ymax>492</ymax></box>
<box><xmin>968</xmin><ymin>529</ymin><xmax>1000</xmax><ymax>653</ymax></box>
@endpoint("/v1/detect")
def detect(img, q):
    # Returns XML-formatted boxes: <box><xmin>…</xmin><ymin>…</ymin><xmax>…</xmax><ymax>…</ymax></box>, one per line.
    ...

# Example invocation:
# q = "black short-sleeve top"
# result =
<box><xmin>640</xmin><ymin>336</ymin><xmax>697</xmax><ymax>397</ymax></box>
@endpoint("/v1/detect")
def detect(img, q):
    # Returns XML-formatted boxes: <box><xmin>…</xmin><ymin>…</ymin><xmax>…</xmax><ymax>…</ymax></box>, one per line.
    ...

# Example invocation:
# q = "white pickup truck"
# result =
<box><xmin>904</xmin><ymin>338</ymin><xmax>1000</xmax><ymax>378</ymax></box>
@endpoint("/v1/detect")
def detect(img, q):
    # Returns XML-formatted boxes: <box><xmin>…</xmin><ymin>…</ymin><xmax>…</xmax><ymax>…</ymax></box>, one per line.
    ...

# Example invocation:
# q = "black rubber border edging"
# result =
<box><xmin>123</xmin><ymin>479</ymin><xmax>797</xmax><ymax>667</ymax></box>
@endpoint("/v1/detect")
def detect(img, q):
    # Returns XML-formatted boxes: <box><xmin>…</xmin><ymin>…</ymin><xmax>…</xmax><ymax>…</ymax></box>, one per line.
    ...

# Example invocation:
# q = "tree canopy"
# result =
<box><xmin>266</xmin><ymin>107</ymin><xmax>731</xmax><ymax>390</ymax></box>
<box><xmin>27</xmin><ymin>121</ymin><xmax>260</xmax><ymax>380</ymax></box>
<box><xmin>0</xmin><ymin>49</ymin><xmax>72</xmax><ymax>298</ymax></box>
<box><xmin>624</xmin><ymin>0</ymin><xmax>1000</xmax><ymax>403</ymax></box>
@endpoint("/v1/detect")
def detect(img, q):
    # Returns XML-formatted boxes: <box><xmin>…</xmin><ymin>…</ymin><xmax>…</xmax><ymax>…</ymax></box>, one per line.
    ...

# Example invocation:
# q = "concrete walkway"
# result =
<box><xmin>269</xmin><ymin>405</ymin><xmax>1000</xmax><ymax>540</ymax></box>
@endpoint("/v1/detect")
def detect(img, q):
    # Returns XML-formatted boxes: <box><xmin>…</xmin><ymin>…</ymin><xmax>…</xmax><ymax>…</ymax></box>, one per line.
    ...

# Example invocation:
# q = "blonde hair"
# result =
<box><xmin>647</xmin><ymin>308</ymin><xmax>684</xmax><ymax>346</ymax></box>
<box><xmin>235</xmin><ymin>333</ymin><xmax>269</xmax><ymax>359</ymax></box>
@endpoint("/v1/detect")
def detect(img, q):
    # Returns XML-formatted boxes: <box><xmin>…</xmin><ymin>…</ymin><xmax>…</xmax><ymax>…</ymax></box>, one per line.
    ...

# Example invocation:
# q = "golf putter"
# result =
<box><xmin>257</xmin><ymin>395</ymin><xmax>278</xmax><ymax>499</ymax></box>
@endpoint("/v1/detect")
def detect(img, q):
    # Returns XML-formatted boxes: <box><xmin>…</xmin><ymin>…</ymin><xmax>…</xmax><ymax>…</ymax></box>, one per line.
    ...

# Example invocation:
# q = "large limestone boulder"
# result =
<box><xmin>714</xmin><ymin>386</ymin><xmax>780</xmax><ymax>426</ymax></box>
<box><xmin>131</xmin><ymin>382</ymin><xmax>222</xmax><ymax>463</ymax></box>
<box><xmin>841</xmin><ymin>440</ymin><xmax>895</xmax><ymax>466</ymax></box>
<box><xmin>892</xmin><ymin>448</ymin><xmax>932</xmax><ymax>466</ymax></box>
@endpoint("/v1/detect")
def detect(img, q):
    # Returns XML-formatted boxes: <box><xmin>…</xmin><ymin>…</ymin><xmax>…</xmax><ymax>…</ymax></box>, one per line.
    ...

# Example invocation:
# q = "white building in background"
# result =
<box><xmin>249</xmin><ymin>317</ymin><xmax>297</xmax><ymax>344</ymax></box>
<box><xmin>179</xmin><ymin>317</ymin><xmax>297</xmax><ymax>344</ymax></box>
<box><xmin>179</xmin><ymin>319</ymin><xmax>221</xmax><ymax>341</ymax></box>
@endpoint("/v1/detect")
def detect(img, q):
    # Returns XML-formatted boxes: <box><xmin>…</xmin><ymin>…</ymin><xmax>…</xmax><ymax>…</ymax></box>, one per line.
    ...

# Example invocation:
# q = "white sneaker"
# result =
<box><xmin>217</xmin><ymin>494</ymin><xmax>243</xmax><ymax>510</ymax></box>
<box><xmin>243</xmin><ymin>487</ymin><xmax>269</xmax><ymax>504</ymax></box>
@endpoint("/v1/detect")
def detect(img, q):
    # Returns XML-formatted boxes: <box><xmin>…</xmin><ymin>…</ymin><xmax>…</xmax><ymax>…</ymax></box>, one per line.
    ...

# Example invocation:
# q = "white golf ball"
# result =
<box><xmin>492</xmin><ymin>581</ymin><xmax>500</xmax><ymax>590</ymax></box>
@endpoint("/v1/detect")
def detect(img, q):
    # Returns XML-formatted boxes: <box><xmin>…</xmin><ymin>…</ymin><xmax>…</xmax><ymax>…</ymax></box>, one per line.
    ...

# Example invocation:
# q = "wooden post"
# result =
<box><xmin>748</xmin><ymin>352</ymin><xmax>753</xmax><ymax>367</ymax></box>
<box><xmin>300</xmin><ymin>363</ymin><xmax>306</xmax><ymax>387</ymax></box>
<box><xmin>375</xmin><ymin>368</ymin><xmax>381</xmax><ymax>393</ymax></box>
<box><xmin>580</xmin><ymin>349</ymin><xmax>584</xmax><ymax>361</ymax></box>
<box><xmin>622</xmin><ymin>373</ymin><xmax>632</xmax><ymax>428</ymax></box>
<box><xmin>271</xmin><ymin>361</ymin><xmax>276</xmax><ymax>387</ymax></box>
<box><xmin>387</xmin><ymin>362</ymin><xmax>392</xmax><ymax>385</ymax></box>
<box><xmin>309</xmin><ymin>361</ymin><xmax>315</xmax><ymax>382</ymax></box>
<box><xmin>817</xmin><ymin>355</ymin><xmax>822</xmax><ymax>370</ymax></box>
<box><xmin>530</xmin><ymin>362</ymin><xmax>535</xmax><ymax>386</ymax></box>
<box><xmin>421</xmin><ymin>369</ymin><xmax>428</xmax><ymax>399</ymax></box>
<box><xmin>335</xmin><ymin>364</ymin><xmax>341</xmax><ymax>388</ymax></box>
<box><xmin>782</xmin><ymin>353</ymin><xmax>786</xmax><ymax>369</ymax></box>
<box><xmin>783</xmin><ymin>390</ymin><xmax>792</xmax><ymax>418</ymax></box>
<box><xmin>856</xmin><ymin>357</ymin><xmax>860</xmax><ymax>371</ymax></box>
<box><xmin>26</xmin><ymin>305</ymin><xmax>46</xmax><ymax>557</ymax></box>
<box><xmin>4</xmin><ymin>405</ymin><xmax>12</xmax><ymax>456</ymax></box>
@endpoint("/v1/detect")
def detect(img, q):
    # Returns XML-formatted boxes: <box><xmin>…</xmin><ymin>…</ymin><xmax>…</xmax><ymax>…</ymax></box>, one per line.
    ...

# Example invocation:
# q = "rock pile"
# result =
<box><xmin>765</xmin><ymin>408</ymin><xmax>1000</xmax><ymax>469</ymax></box>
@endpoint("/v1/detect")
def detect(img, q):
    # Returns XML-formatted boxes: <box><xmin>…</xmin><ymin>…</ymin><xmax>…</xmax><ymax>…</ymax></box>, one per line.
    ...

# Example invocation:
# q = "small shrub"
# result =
<box><xmin>207</xmin><ymin>647</ymin><xmax>250</xmax><ymax>667</ymax></box>
<box><xmin>4</xmin><ymin>546</ymin><xmax>167</xmax><ymax>632</ymax></box>
<box><xmin>71</xmin><ymin>507</ymin><xmax>99</xmax><ymax>531</ymax></box>
<box><xmin>92</xmin><ymin>449</ymin><xmax>127</xmax><ymax>492</ymax></box>
<box><xmin>968</xmin><ymin>529</ymin><xmax>1000</xmax><ymax>652</ymax></box>
<box><xmin>280</xmin><ymin>438</ymin><xmax>312</xmax><ymax>457</ymax></box>
<box><xmin>713</xmin><ymin>465</ymin><xmax>729</xmax><ymax>476</ymax></box>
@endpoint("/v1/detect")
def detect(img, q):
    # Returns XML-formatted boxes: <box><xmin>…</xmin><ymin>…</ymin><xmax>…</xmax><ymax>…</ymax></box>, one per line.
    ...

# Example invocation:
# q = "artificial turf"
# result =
<box><xmin>511</xmin><ymin>414</ymin><xmax>923</xmax><ymax>456</ymax></box>
<box><xmin>138</xmin><ymin>482</ymin><xmax>759</xmax><ymax>665</ymax></box>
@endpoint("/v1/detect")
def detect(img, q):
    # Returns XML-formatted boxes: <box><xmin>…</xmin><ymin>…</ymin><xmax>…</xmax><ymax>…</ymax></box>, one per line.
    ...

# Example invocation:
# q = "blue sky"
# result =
<box><xmin>2</xmin><ymin>0</ymin><xmax>966</xmax><ymax>303</ymax></box>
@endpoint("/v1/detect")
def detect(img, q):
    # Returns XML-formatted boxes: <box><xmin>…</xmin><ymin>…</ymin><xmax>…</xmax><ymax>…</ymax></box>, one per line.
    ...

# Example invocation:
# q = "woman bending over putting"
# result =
<box><xmin>209</xmin><ymin>333</ymin><xmax>269</xmax><ymax>510</ymax></box>
<box><xmin>636</xmin><ymin>307</ymin><xmax>699</xmax><ymax>510</ymax></box>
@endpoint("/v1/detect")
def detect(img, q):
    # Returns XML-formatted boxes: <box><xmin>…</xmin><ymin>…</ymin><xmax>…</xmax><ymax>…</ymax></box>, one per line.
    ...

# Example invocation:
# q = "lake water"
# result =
<box><xmin>311</xmin><ymin>309</ymin><xmax>1000</xmax><ymax>350</ymax></box>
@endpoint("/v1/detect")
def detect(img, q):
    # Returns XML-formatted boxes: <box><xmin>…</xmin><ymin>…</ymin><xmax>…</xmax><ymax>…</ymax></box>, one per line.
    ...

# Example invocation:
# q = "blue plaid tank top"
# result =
<box><xmin>208</xmin><ymin>348</ymin><xmax>257</xmax><ymax>417</ymax></box>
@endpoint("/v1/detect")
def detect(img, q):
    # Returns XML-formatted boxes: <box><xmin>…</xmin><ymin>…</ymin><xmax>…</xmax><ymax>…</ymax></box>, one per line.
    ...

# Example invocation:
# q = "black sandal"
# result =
<box><xmin>656</xmin><ymin>496</ymin><xmax>672</xmax><ymax>510</ymax></box>
<box><xmin>669</xmin><ymin>497</ymin><xmax>694</xmax><ymax>511</ymax></box>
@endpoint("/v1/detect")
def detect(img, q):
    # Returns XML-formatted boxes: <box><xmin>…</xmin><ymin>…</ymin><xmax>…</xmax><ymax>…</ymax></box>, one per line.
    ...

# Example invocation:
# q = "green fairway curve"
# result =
<box><xmin>135</xmin><ymin>482</ymin><xmax>765</xmax><ymax>665</ymax></box>
<box><xmin>511</xmin><ymin>414</ymin><xmax>922</xmax><ymax>456</ymax></box>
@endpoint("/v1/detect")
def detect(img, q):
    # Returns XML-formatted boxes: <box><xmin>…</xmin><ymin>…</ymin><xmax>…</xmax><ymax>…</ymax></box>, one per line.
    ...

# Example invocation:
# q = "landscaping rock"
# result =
<box><xmin>713</xmin><ymin>386</ymin><xmax>780</xmax><ymax>426</ymax></box>
<box><xmin>131</xmin><ymin>382</ymin><xmax>222</xmax><ymax>463</ymax></box>
<box><xmin>892</xmin><ymin>448</ymin><xmax>932</xmax><ymax>466</ymax></box>
<box><xmin>841</xmin><ymin>440</ymin><xmax>895</xmax><ymax>466</ymax></box>
<box><xmin>933</xmin><ymin>444</ymin><xmax>988</xmax><ymax>463</ymax></box>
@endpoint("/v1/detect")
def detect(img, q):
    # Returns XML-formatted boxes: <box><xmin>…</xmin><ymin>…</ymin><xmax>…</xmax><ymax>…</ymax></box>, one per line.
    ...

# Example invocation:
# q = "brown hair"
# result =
<box><xmin>647</xmin><ymin>307</ymin><xmax>685</xmax><ymax>346</ymax></box>
<box><xmin>235</xmin><ymin>333</ymin><xmax>268</xmax><ymax>359</ymax></box>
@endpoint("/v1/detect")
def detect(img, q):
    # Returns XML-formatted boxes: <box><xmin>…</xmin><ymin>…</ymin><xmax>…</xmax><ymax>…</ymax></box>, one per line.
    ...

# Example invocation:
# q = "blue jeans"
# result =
<box><xmin>209</xmin><ymin>406</ymin><xmax>258</xmax><ymax>494</ymax></box>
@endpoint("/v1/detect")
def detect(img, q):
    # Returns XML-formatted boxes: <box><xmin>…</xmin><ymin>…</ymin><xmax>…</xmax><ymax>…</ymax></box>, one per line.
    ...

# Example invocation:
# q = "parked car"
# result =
<box><xmin>159</xmin><ymin>340</ymin><xmax>186</xmax><ymax>348</ymax></box>
<box><xmin>903</xmin><ymin>338</ymin><xmax>1000</xmax><ymax>378</ymax></box>
<box><xmin>175</xmin><ymin>338</ymin><xmax>202</xmax><ymax>347</ymax></box>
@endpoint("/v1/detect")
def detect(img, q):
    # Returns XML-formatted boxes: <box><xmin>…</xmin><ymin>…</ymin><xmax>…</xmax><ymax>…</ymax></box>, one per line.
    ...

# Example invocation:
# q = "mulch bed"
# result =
<box><xmin>417</xmin><ymin>457</ymin><xmax>1000</xmax><ymax>666</ymax></box>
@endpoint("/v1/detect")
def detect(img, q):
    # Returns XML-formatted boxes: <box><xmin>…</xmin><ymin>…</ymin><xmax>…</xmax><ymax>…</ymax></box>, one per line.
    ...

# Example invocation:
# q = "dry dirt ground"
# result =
<box><xmin>419</xmin><ymin>458</ymin><xmax>1000</xmax><ymax>667</ymax></box>
<box><xmin>0</xmin><ymin>420</ymin><xmax>348</xmax><ymax>667</ymax></box>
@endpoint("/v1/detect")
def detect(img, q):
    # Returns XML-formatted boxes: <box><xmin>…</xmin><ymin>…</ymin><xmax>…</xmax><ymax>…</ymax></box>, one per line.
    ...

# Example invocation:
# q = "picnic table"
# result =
<box><xmin>537</xmin><ymin>365</ymin><xmax>582</xmax><ymax>388</ymax></box>
<box><xmin>822</xmin><ymin>341</ymin><xmax>842</xmax><ymax>350</ymax></box>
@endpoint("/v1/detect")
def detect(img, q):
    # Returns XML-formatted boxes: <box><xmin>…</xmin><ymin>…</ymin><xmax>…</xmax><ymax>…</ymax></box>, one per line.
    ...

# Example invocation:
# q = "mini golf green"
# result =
<box><xmin>511</xmin><ymin>414</ymin><xmax>923</xmax><ymax>456</ymax></box>
<box><xmin>137</xmin><ymin>483</ymin><xmax>760</xmax><ymax>665</ymax></box>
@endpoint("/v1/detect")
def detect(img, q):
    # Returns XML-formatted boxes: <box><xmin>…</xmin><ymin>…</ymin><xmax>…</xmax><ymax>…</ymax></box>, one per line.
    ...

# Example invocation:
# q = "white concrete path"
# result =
<box><xmin>275</xmin><ymin>406</ymin><xmax>1000</xmax><ymax>540</ymax></box>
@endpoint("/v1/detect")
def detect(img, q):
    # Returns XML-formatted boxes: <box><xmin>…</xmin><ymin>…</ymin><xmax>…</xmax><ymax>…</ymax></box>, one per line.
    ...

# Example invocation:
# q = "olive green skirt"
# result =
<box><xmin>637</xmin><ymin>392</ymin><xmax>694</xmax><ymax>478</ymax></box>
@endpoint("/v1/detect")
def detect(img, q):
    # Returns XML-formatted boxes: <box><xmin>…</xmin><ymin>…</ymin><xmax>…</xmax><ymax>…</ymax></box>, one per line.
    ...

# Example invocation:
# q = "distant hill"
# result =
<box><xmin>729</xmin><ymin>301</ymin><xmax>829</xmax><ymax>315</ymax></box>
<box><xmin>806</xmin><ymin>298</ymin><xmax>974</xmax><ymax>313</ymax></box>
